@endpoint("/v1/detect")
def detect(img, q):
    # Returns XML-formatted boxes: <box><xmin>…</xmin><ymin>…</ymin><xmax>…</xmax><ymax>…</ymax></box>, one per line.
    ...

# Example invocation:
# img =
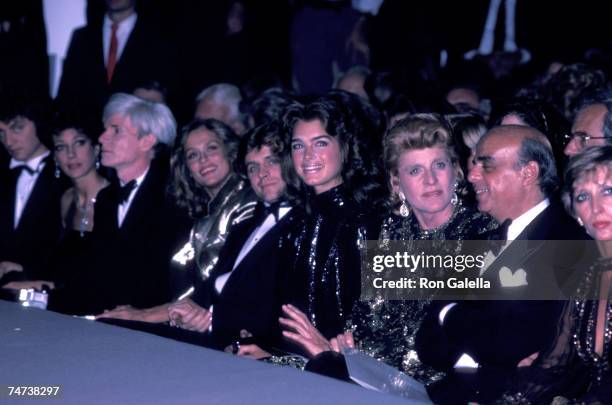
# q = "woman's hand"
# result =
<box><xmin>168</xmin><ymin>298</ymin><xmax>211</xmax><ymax>332</ymax></box>
<box><xmin>279</xmin><ymin>304</ymin><xmax>331</xmax><ymax>358</ymax></box>
<box><xmin>329</xmin><ymin>331</ymin><xmax>355</xmax><ymax>353</ymax></box>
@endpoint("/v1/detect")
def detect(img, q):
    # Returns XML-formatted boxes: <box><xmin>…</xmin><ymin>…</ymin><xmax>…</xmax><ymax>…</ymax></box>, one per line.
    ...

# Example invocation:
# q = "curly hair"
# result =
<box><xmin>383</xmin><ymin>113</ymin><xmax>464</xmax><ymax>208</ymax></box>
<box><xmin>282</xmin><ymin>94</ymin><xmax>386</xmax><ymax>212</ymax></box>
<box><xmin>169</xmin><ymin>118</ymin><xmax>240</xmax><ymax>219</ymax></box>
<box><xmin>235</xmin><ymin>121</ymin><xmax>301</xmax><ymax>203</ymax></box>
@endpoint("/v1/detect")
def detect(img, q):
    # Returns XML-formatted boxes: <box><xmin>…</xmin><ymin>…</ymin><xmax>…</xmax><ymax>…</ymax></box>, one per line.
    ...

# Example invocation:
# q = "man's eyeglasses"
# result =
<box><xmin>563</xmin><ymin>132</ymin><xmax>608</xmax><ymax>149</ymax></box>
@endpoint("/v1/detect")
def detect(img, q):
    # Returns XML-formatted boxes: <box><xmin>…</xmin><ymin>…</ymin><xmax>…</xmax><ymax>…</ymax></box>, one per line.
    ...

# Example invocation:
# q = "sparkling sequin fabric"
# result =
<box><xmin>283</xmin><ymin>185</ymin><xmax>379</xmax><ymax>339</ymax></box>
<box><xmin>502</xmin><ymin>257</ymin><xmax>612</xmax><ymax>404</ymax></box>
<box><xmin>348</xmin><ymin>204</ymin><xmax>496</xmax><ymax>385</ymax></box>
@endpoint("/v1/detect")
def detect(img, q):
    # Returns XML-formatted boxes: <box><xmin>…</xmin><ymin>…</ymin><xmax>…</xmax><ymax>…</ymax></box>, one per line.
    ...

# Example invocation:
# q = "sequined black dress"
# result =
<box><xmin>283</xmin><ymin>185</ymin><xmax>379</xmax><ymax>339</ymax></box>
<box><xmin>501</xmin><ymin>258</ymin><xmax>612</xmax><ymax>404</ymax></box>
<box><xmin>347</xmin><ymin>204</ymin><xmax>496</xmax><ymax>385</ymax></box>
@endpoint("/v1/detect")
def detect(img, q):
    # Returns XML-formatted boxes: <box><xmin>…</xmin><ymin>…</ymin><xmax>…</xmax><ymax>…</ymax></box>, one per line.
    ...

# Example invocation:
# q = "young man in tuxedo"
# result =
<box><xmin>49</xmin><ymin>93</ymin><xmax>188</xmax><ymax>315</ymax></box>
<box><xmin>97</xmin><ymin>121</ymin><xmax>295</xmax><ymax>352</ymax></box>
<box><xmin>0</xmin><ymin>98</ymin><xmax>67</xmax><ymax>284</ymax></box>
<box><xmin>416</xmin><ymin>125</ymin><xmax>591</xmax><ymax>404</ymax></box>
<box><xmin>174</xmin><ymin>121</ymin><xmax>296</xmax><ymax>350</ymax></box>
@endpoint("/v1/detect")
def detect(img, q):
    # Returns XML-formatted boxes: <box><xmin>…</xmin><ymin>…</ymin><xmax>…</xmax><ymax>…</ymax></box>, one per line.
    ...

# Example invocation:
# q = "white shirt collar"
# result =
<box><xmin>9</xmin><ymin>150</ymin><xmax>50</xmax><ymax>173</ymax></box>
<box><xmin>507</xmin><ymin>198</ymin><xmax>550</xmax><ymax>240</ymax></box>
<box><xmin>120</xmin><ymin>164</ymin><xmax>149</xmax><ymax>190</ymax></box>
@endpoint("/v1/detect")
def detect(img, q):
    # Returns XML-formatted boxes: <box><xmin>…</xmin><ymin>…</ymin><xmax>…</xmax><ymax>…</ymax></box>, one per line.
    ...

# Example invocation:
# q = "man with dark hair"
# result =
<box><xmin>0</xmin><ymin>97</ymin><xmax>67</xmax><ymax>284</ymax></box>
<box><xmin>416</xmin><ymin>125</ymin><xmax>590</xmax><ymax>404</ymax></box>
<box><xmin>167</xmin><ymin>121</ymin><xmax>296</xmax><ymax>351</ymax></box>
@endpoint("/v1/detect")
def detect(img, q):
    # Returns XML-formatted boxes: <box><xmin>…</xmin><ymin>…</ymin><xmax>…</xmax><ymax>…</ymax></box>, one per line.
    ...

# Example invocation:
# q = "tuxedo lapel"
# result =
<box><xmin>14</xmin><ymin>161</ymin><xmax>54</xmax><ymax>236</ymax></box>
<box><xmin>219</xmin><ymin>212</ymin><xmax>292</xmax><ymax>296</ymax></box>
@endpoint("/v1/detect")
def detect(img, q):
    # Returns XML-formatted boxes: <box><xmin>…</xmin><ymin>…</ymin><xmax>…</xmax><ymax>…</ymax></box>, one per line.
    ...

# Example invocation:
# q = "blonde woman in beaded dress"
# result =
<box><xmin>500</xmin><ymin>146</ymin><xmax>612</xmax><ymax>404</ymax></box>
<box><xmin>343</xmin><ymin>114</ymin><xmax>496</xmax><ymax>385</ymax></box>
<box><xmin>282</xmin><ymin>114</ymin><xmax>495</xmax><ymax>383</ymax></box>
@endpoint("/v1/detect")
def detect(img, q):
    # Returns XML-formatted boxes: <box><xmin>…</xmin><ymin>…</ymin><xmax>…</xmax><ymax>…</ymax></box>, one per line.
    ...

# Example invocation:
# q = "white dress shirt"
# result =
<box><xmin>214</xmin><ymin>206</ymin><xmax>291</xmax><ymax>294</ymax></box>
<box><xmin>506</xmin><ymin>198</ymin><xmax>549</xmax><ymax>240</ymax></box>
<box><xmin>10</xmin><ymin>151</ymin><xmax>50</xmax><ymax>229</ymax></box>
<box><xmin>102</xmin><ymin>13</ymin><xmax>138</xmax><ymax>66</ymax></box>
<box><xmin>442</xmin><ymin>198</ymin><xmax>550</xmax><ymax>368</ymax></box>
<box><xmin>117</xmin><ymin>166</ymin><xmax>149</xmax><ymax>227</ymax></box>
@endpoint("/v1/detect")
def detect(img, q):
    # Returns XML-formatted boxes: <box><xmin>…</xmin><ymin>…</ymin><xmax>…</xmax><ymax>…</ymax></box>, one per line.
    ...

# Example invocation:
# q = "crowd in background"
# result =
<box><xmin>1</xmin><ymin>1</ymin><xmax>612</xmax><ymax>404</ymax></box>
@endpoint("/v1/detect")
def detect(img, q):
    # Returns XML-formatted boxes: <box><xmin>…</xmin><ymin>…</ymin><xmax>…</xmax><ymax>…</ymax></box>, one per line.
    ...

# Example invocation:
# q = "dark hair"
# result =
<box><xmin>516</xmin><ymin>137</ymin><xmax>560</xmax><ymax>197</ymax></box>
<box><xmin>235</xmin><ymin>121</ymin><xmax>301</xmax><ymax>203</ymax></box>
<box><xmin>543</xmin><ymin>63</ymin><xmax>608</xmax><ymax>121</ymax></box>
<box><xmin>243</xmin><ymin>88</ymin><xmax>295</xmax><ymax>128</ymax></box>
<box><xmin>169</xmin><ymin>118</ymin><xmax>240</xmax><ymax>219</ymax></box>
<box><xmin>491</xmin><ymin>97</ymin><xmax>570</xmax><ymax>164</ymax></box>
<box><xmin>51</xmin><ymin>108</ymin><xmax>102</xmax><ymax>145</ymax></box>
<box><xmin>283</xmin><ymin>94</ymin><xmax>385</xmax><ymax>212</ymax></box>
<box><xmin>562</xmin><ymin>145</ymin><xmax>612</xmax><ymax>216</ymax></box>
<box><xmin>0</xmin><ymin>94</ymin><xmax>52</xmax><ymax>149</ymax></box>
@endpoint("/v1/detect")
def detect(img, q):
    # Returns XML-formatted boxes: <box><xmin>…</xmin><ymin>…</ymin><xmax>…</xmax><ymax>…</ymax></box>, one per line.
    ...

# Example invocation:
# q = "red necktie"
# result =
<box><xmin>107</xmin><ymin>23</ymin><xmax>118</xmax><ymax>83</ymax></box>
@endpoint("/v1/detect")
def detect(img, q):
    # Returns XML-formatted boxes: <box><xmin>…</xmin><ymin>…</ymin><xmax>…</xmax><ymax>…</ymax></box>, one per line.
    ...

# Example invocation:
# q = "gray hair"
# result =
<box><xmin>195</xmin><ymin>83</ymin><xmax>242</xmax><ymax>122</ymax></box>
<box><xmin>102</xmin><ymin>93</ymin><xmax>176</xmax><ymax>145</ymax></box>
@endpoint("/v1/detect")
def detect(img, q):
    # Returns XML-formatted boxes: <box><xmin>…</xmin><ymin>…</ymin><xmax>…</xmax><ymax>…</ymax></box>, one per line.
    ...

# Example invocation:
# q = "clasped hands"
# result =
<box><xmin>167</xmin><ymin>298</ymin><xmax>212</xmax><ymax>332</ymax></box>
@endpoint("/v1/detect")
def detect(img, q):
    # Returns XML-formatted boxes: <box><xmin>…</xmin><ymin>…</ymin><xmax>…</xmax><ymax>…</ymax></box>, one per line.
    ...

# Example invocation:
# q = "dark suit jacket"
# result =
<box><xmin>415</xmin><ymin>201</ymin><xmax>592</xmax><ymax>403</ymax></box>
<box><xmin>191</xmin><ymin>204</ymin><xmax>296</xmax><ymax>350</ymax></box>
<box><xmin>0</xmin><ymin>157</ymin><xmax>68</xmax><ymax>282</ymax></box>
<box><xmin>49</xmin><ymin>160</ymin><xmax>190</xmax><ymax>315</ymax></box>
<box><xmin>56</xmin><ymin>16</ymin><xmax>175</xmax><ymax>118</ymax></box>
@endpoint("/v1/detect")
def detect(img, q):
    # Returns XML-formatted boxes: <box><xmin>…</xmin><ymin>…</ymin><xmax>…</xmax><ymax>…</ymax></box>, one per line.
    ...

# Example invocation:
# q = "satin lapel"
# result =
<box><xmin>220</xmin><ymin>213</ymin><xmax>292</xmax><ymax>294</ymax></box>
<box><xmin>13</xmin><ymin>163</ymin><xmax>55</xmax><ymax>237</ymax></box>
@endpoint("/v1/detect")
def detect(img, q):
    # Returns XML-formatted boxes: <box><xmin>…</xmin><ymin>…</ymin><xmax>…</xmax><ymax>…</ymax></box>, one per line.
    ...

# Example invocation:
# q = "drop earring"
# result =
<box><xmin>577</xmin><ymin>217</ymin><xmax>584</xmax><ymax>227</ymax></box>
<box><xmin>399</xmin><ymin>191</ymin><xmax>410</xmax><ymax>217</ymax></box>
<box><xmin>54</xmin><ymin>161</ymin><xmax>61</xmax><ymax>178</ymax></box>
<box><xmin>451</xmin><ymin>181</ymin><xmax>459</xmax><ymax>206</ymax></box>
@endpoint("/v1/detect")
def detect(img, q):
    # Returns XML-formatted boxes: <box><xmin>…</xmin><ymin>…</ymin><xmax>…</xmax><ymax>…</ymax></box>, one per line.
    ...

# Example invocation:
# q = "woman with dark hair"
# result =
<box><xmin>51</xmin><ymin>113</ymin><xmax>108</xmax><ymax>237</ymax></box>
<box><xmin>33</xmin><ymin>112</ymin><xmax>110</xmax><ymax>290</ymax></box>
<box><xmin>278</xmin><ymin>95</ymin><xmax>385</xmax><ymax>346</ymax></box>
<box><xmin>99</xmin><ymin>118</ymin><xmax>257</xmax><ymax>323</ymax></box>
<box><xmin>501</xmin><ymin>146</ymin><xmax>612</xmax><ymax>403</ymax></box>
<box><xmin>275</xmin><ymin>114</ymin><xmax>495</xmax><ymax>383</ymax></box>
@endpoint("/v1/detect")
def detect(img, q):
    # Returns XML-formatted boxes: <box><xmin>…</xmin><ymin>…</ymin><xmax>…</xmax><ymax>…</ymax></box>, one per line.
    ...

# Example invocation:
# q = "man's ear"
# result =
<box><xmin>521</xmin><ymin>161</ymin><xmax>540</xmax><ymax>187</ymax></box>
<box><xmin>139</xmin><ymin>133</ymin><xmax>157</xmax><ymax>152</ymax></box>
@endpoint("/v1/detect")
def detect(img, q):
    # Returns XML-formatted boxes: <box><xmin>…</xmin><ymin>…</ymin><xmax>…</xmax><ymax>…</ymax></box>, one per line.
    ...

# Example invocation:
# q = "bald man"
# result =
<box><xmin>416</xmin><ymin>126</ymin><xmax>590</xmax><ymax>404</ymax></box>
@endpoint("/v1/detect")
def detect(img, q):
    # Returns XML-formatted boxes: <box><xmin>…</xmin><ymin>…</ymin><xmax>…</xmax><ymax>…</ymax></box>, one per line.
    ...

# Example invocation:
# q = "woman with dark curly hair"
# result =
<box><xmin>99</xmin><ymin>118</ymin><xmax>257</xmax><ymax>323</ymax></box>
<box><xmin>272</xmin><ymin>95</ymin><xmax>385</xmax><ymax>359</ymax></box>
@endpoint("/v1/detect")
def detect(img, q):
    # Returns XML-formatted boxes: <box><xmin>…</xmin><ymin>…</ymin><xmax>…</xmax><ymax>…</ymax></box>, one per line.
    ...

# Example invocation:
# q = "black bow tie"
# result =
<box><xmin>11</xmin><ymin>165</ymin><xmax>35</xmax><ymax>176</ymax></box>
<box><xmin>117</xmin><ymin>180</ymin><xmax>137</xmax><ymax>204</ymax></box>
<box><xmin>255</xmin><ymin>200</ymin><xmax>288</xmax><ymax>223</ymax></box>
<box><xmin>488</xmin><ymin>218</ymin><xmax>512</xmax><ymax>255</ymax></box>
